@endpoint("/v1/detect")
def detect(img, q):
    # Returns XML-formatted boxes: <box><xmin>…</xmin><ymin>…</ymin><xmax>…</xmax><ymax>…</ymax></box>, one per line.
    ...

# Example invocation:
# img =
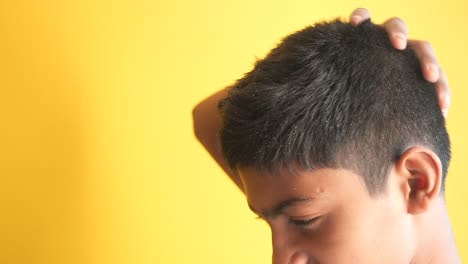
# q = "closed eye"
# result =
<box><xmin>289</xmin><ymin>216</ymin><xmax>321</xmax><ymax>227</ymax></box>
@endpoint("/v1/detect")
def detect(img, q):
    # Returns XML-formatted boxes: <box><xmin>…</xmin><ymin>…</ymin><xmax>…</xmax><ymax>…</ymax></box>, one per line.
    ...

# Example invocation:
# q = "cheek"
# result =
<box><xmin>300</xmin><ymin>202</ymin><xmax>413</xmax><ymax>263</ymax></box>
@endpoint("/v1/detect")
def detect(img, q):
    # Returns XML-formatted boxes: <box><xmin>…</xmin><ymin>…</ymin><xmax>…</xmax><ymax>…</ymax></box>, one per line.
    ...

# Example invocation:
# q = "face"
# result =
<box><xmin>238</xmin><ymin>166</ymin><xmax>416</xmax><ymax>264</ymax></box>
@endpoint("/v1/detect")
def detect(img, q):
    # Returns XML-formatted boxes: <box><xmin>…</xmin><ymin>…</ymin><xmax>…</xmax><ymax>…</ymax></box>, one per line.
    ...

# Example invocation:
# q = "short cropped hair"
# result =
<box><xmin>218</xmin><ymin>18</ymin><xmax>451</xmax><ymax>195</ymax></box>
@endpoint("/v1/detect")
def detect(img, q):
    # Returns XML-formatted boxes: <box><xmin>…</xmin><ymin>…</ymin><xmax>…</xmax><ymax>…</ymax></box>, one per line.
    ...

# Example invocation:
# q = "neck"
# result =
<box><xmin>411</xmin><ymin>197</ymin><xmax>460</xmax><ymax>264</ymax></box>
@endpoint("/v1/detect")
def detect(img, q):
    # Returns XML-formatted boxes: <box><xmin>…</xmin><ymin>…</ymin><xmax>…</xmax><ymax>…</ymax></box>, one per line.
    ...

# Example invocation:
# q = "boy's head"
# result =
<box><xmin>218</xmin><ymin>19</ymin><xmax>451</xmax><ymax>263</ymax></box>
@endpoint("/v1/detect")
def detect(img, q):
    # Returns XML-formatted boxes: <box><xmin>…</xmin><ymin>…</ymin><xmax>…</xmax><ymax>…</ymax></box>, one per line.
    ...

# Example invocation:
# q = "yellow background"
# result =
<box><xmin>0</xmin><ymin>0</ymin><xmax>466</xmax><ymax>263</ymax></box>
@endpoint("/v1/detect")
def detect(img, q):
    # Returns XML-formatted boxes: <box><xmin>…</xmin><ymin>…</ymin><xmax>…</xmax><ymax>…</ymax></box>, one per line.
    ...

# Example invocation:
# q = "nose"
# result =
<box><xmin>273</xmin><ymin>250</ymin><xmax>309</xmax><ymax>264</ymax></box>
<box><xmin>289</xmin><ymin>252</ymin><xmax>309</xmax><ymax>264</ymax></box>
<box><xmin>271</xmin><ymin>228</ymin><xmax>309</xmax><ymax>264</ymax></box>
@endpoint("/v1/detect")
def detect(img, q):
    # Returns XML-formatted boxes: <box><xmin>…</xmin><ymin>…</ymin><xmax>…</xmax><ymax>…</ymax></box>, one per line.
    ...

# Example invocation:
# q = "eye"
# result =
<box><xmin>289</xmin><ymin>216</ymin><xmax>321</xmax><ymax>227</ymax></box>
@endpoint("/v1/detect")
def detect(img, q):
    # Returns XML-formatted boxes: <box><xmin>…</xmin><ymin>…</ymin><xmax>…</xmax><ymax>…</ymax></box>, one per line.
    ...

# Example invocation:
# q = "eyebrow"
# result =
<box><xmin>248</xmin><ymin>197</ymin><xmax>315</xmax><ymax>219</ymax></box>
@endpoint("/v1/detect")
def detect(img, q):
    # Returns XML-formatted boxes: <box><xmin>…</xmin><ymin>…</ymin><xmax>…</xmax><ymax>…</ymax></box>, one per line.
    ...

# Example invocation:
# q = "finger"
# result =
<box><xmin>383</xmin><ymin>17</ymin><xmax>408</xmax><ymax>50</ymax></box>
<box><xmin>435</xmin><ymin>70</ymin><xmax>451</xmax><ymax>117</ymax></box>
<box><xmin>408</xmin><ymin>40</ymin><xmax>440</xmax><ymax>82</ymax></box>
<box><xmin>349</xmin><ymin>8</ymin><xmax>371</xmax><ymax>26</ymax></box>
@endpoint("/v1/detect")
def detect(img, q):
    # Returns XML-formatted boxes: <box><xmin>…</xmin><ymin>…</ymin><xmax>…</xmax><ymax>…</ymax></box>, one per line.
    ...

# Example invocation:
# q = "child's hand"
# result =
<box><xmin>349</xmin><ymin>8</ymin><xmax>450</xmax><ymax>117</ymax></box>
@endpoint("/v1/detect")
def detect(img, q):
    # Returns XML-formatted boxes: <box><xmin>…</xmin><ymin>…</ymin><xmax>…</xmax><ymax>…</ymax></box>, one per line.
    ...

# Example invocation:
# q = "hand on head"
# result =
<box><xmin>349</xmin><ymin>8</ymin><xmax>450</xmax><ymax>117</ymax></box>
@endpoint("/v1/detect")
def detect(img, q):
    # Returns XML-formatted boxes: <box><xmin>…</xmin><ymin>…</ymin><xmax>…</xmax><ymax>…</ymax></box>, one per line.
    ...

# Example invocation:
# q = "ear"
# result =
<box><xmin>394</xmin><ymin>146</ymin><xmax>443</xmax><ymax>214</ymax></box>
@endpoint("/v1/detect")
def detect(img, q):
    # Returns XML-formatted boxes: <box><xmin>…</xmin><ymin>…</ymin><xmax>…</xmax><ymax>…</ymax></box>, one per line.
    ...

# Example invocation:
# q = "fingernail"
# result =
<box><xmin>445</xmin><ymin>92</ymin><xmax>451</xmax><ymax>107</ymax></box>
<box><xmin>443</xmin><ymin>93</ymin><xmax>450</xmax><ymax>118</ymax></box>
<box><xmin>350</xmin><ymin>15</ymin><xmax>362</xmax><ymax>26</ymax></box>
<box><xmin>393</xmin><ymin>33</ymin><xmax>407</xmax><ymax>49</ymax></box>
<box><xmin>427</xmin><ymin>64</ymin><xmax>439</xmax><ymax>81</ymax></box>
<box><xmin>442</xmin><ymin>109</ymin><xmax>448</xmax><ymax>118</ymax></box>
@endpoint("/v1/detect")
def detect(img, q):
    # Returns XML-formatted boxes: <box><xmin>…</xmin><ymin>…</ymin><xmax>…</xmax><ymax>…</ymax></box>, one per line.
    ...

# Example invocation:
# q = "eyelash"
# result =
<box><xmin>289</xmin><ymin>217</ymin><xmax>321</xmax><ymax>227</ymax></box>
<box><xmin>255</xmin><ymin>215</ymin><xmax>321</xmax><ymax>227</ymax></box>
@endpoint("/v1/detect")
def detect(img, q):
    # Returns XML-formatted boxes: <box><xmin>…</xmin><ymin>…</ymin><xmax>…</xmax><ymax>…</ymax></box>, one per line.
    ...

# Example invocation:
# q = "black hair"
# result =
<box><xmin>218</xmin><ymin>18</ymin><xmax>451</xmax><ymax>195</ymax></box>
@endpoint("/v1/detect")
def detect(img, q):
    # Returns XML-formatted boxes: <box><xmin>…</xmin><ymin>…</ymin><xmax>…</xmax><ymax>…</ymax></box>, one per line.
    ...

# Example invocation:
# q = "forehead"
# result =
<box><xmin>238</xmin><ymin>166</ymin><xmax>368</xmax><ymax>211</ymax></box>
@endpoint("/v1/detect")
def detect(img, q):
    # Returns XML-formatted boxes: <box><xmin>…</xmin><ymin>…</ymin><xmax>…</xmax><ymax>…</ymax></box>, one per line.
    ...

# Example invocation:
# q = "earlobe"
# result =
<box><xmin>394</xmin><ymin>146</ymin><xmax>443</xmax><ymax>214</ymax></box>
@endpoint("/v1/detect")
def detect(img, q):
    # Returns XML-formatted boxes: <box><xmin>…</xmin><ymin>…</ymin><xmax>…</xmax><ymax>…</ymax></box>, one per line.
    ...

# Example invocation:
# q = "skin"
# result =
<box><xmin>192</xmin><ymin>8</ymin><xmax>458</xmax><ymax>264</ymax></box>
<box><xmin>239</xmin><ymin>147</ymin><xmax>459</xmax><ymax>263</ymax></box>
<box><xmin>240</xmin><ymin>167</ymin><xmax>414</xmax><ymax>263</ymax></box>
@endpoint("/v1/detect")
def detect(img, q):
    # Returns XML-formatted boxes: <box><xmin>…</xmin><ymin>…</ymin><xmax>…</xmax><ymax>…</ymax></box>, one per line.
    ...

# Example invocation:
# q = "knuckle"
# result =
<box><xmin>420</xmin><ymin>40</ymin><xmax>433</xmax><ymax>51</ymax></box>
<box><xmin>355</xmin><ymin>7</ymin><xmax>369</xmax><ymax>13</ymax></box>
<box><xmin>384</xmin><ymin>17</ymin><xmax>407</xmax><ymax>34</ymax></box>
<box><xmin>389</xmin><ymin>16</ymin><xmax>406</xmax><ymax>25</ymax></box>
<box><xmin>352</xmin><ymin>7</ymin><xmax>369</xmax><ymax>16</ymax></box>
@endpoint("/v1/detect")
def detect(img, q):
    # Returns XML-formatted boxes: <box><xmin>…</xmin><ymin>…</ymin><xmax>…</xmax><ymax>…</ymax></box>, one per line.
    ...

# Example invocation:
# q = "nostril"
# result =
<box><xmin>289</xmin><ymin>252</ymin><xmax>309</xmax><ymax>264</ymax></box>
